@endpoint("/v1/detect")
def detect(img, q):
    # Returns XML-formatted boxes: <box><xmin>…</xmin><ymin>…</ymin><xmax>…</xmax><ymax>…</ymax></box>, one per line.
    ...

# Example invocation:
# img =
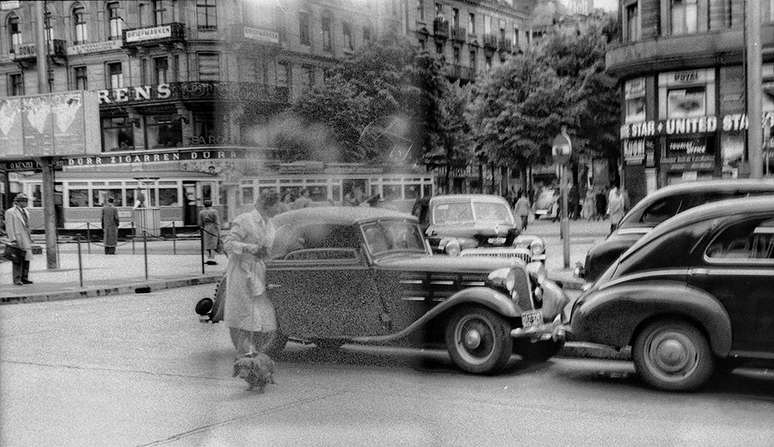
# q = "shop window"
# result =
<box><xmin>299</xmin><ymin>11</ymin><xmax>310</xmax><ymax>45</ymax></box>
<box><xmin>197</xmin><ymin>0</ymin><xmax>217</xmax><ymax>31</ymax></box>
<box><xmin>145</xmin><ymin>115</ymin><xmax>182</xmax><ymax>149</ymax></box>
<box><xmin>72</xmin><ymin>4</ymin><xmax>88</xmax><ymax>44</ymax></box>
<box><xmin>153</xmin><ymin>0</ymin><xmax>166</xmax><ymax>25</ymax></box>
<box><xmin>102</xmin><ymin>117</ymin><xmax>134</xmax><ymax>151</ymax></box>
<box><xmin>159</xmin><ymin>187</ymin><xmax>179</xmax><ymax>206</ymax></box>
<box><xmin>107</xmin><ymin>62</ymin><xmax>123</xmax><ymax>89</ymax></box>
<box><xmin>74</xmin><ymin>66</ymin><xmax>88</xmax><ymax>90</ymax></box>
<box><xmin>626</xmin><ymin>3</ymin><xmax>640</xmax><ymax>41</ymax></box>
<box><xmin>467</xmin><ymin>13</ymin><xmax>475</xmax><ymax>34</ymax></box>
<box><xmin>8</xmin><ymin>14</ymin><xmax>21</xmax><ymax>52</ymax></box>
<box><xmin>8</xmin><ymin>73</ymin><xmax>23</xmax><ymax>96</ymax></box>
<box><xmin>69</xmin><ymin>189</ymin><xmax>90</xmax><ymax>207</ymax></box>
<box><xmin>322</xmin><ymin>15</ymin><xmax>332</xmax><ymax>51</ymax></box>
<box><xmin>343</xmin><ymin>22</ymin><xmax>354</xmax><ymax>52</ymax></box>
<box><xmin>107</xmin><ymin>2</ymin><xmax>122</xmax><ymax>40</ymax></box>
<box><xmin>154</xmin><ymin>57</ymin><xmax>168</xmax><ymax>84</ymax></box>
<box><xmin>667</xmin><ymin>86</ymin><xmax>706</xmax><ymax>118</ymax></box>
<box><xmin>198</xmin><ymin>52</ymin><xmax>220</xmax><ymax>81</ymax></box>
<box><xmin>671</xmin><ymin>0</ymin><xmax>697</xmax><ymax>35</ymax></box>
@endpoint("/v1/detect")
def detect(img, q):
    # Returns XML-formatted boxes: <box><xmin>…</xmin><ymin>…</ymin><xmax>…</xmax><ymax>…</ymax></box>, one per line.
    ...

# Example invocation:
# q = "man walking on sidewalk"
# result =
<box><xmin>5</xmin><ymin>193</ymin><xmax>34</xmax><ymax>285</ymax></box>
<box><xmin>101</xmin><ymin>197</ymin><xmax>119</xmax><ymax>254</ymax></box>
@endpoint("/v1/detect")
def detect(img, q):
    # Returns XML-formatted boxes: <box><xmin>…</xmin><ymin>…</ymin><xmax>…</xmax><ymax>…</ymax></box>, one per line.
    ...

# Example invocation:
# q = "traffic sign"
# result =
<box><xmin>551</xmin><ymin>128</ymin><xmax>572</xmax><ymax>165</ymax></box>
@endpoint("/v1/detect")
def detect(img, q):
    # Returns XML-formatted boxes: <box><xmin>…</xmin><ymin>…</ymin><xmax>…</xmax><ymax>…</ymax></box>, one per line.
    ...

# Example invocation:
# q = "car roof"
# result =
<box><xmin>624</xmin><ymin>196</ymin><xmax>774</xmax><ymax>257</ymax></box>
<box><xmin>620</xmin><ymin>179</ymin><xmax>774</xmax><ymax>226</ymax></box>
<box><xmin>430</xmin><ymin>194</ymin><xmax>509</xmax><ymax>204</ymax></box>
<box><xmin>272</xmin><ymin>206</ymin><xmax>417</xmax><ymax>227</ymax></box>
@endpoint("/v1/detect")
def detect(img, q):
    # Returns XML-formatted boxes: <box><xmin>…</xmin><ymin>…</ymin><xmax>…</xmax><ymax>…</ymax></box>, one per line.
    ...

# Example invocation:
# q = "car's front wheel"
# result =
<box><xmin>632</xmin><ymin>319</ymin><xmax>715</xmax><ymax>391</ymax></box>
<box><xmin>445</xmin><ymin>306</ymin><xmax>513</xmax><ymax>374</ymax></box>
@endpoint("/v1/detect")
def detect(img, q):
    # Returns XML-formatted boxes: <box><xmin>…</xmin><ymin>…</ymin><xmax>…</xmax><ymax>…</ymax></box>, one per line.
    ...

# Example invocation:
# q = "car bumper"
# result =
<box><xmin>510</xmin><ymin>317</ymin><xmax>566</xmax><ymax>342</ymax></box>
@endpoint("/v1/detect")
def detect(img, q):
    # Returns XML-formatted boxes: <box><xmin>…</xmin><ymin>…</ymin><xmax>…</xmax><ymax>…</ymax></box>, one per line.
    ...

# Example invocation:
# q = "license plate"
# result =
<box><xmin>487</xmin><ymin>237</ymin><xmax>506</xmax><ymax>245</ymax></box>
<box><xmin>521</xmin><ymin>310</ymin><xmax>543</xmax><ymax>329</ymax></box>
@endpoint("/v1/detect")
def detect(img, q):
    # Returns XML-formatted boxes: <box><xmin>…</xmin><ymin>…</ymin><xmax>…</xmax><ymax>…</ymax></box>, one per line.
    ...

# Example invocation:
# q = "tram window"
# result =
<box><xmin>159</xmin><ymin>188</ymin><xmax>178</xmax><ymax>206</ymax></box>
<box><xmin>383</xmin><ymin>185</ymin><xmax>401</xmax><ymax>201</ymax></box>
<box><xmin>404</xmin><ymin>184</ymin><xmax>420</xmax><ymax>200</ymax></box>
<box><xmin>126</xmin><ymin>189</ymin><xmax>135</xmax><ymax>207</ymax></box>
<box><xmin>201</xmin><ymin>184</ymin><xmax>212</xmax><ymax>202</ymax></box>
<box><xmin>241</xmin><ymin>187</ymin><xmax>254</xmax><ymax>205</ymax></box>
<box><xmin>92</xmin><ymin>189</ymin><xmax>123</xmax><ymax>206</ymax></box>
<box><xmin>308</xmin><ymin>186</ymin><xmax>327</xmax><ymax>201</ymax></box>
<box><xmin>332</xmin><ymin>185</ymin><xmax>341</xmax><ymax>202</ymax></box>
<box><xmin>69</xmin><ymin>189</ymin><xmax>89</xmax><ymax>207</ymax></box>
<box><xmin>423</xmin><ymin>184</ymin><xmax>432</xmax><ymax>197</ymax></box>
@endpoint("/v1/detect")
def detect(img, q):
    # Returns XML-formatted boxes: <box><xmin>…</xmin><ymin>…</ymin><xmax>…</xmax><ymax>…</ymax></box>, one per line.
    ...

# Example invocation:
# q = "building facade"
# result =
<box><xmin>609</xmin><ymin>0</ymin><xmax>774</xmax><ymax>203</ymax></box>
<box><xmin>0</xmin><ymin>0</ymin><xmax>534</xmax><ymax>228</ymax></box>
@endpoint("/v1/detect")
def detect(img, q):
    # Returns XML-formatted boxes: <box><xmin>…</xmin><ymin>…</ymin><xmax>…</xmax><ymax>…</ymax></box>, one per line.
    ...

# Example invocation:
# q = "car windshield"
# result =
<box><xmin>433</xmin><ymin>201</ymin><xmax>514</xmax><ymax>225</ymax></box>
<box><xmin>361</xmin><ymin>220</ymin><xmax>426</xmax><ymax>255</ymax></box>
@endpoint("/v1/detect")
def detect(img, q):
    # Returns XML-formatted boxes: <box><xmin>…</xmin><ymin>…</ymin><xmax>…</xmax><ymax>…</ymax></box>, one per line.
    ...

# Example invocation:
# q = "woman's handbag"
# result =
<box><xmin>3</xmin><ymin>243</ymin><xmax>24</xmax><ymax>263</ymax></box>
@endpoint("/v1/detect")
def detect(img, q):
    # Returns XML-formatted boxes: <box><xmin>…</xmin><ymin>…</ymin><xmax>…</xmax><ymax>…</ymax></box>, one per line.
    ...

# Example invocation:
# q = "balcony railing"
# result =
<box><xmin>433</xmin><ymin>17</ymin><xmax>449</xmax><ymax>39</ymax></box>
<box><xmin>451</xmin><ymin>26</ymin><xmax>466</xmax><ymax>42</ymax></box>
<box><xmin>11</xmin><ymin>39</ymin><xmax>67</xmax><ymax>60</ymax></box>
<box><xmin>99</xmin><ymin>81</ymin><xmax>289</xmax><ymax>106</ymax></box>
<box><xmin>482</xmin><ymin>34</ymin><xmax>498</xmax><ymax>49</ymax></box>
<box><xmin>123</xmin><ymin>22</ymin><xmax>185</xmax><ymax>48</ymax></box>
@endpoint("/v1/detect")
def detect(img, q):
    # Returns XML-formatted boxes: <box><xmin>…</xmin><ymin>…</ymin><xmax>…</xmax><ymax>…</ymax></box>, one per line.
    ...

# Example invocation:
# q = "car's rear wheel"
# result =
<box><xmin>633</xmin><ymin>319</ymin><xmax>714</xmax><ymax>391</ymax></box>
<box><xmin>445</xmin><ymin>306</ymin><xmax>513</xmax><ymax>374</ymax></box>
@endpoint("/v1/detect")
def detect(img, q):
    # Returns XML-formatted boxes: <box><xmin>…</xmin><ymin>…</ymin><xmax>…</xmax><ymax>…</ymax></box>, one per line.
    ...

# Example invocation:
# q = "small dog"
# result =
<box><xmin>233</xmin><ymin>352</ymin><xmax>276</xmax><ymax>392</ymax></box>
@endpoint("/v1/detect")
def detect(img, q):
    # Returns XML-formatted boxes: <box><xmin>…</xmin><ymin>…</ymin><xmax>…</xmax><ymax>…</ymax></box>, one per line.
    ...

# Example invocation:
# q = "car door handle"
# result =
<box><xmin>267</xmin><ymin>283</ymin><xmax>282</xmax><ymax>289</ymax></box>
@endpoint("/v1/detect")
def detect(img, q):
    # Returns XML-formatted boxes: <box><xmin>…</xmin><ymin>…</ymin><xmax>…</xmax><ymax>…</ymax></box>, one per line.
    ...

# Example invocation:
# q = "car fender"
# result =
<box><xmin>583</xmin><ymin>235</ymin><xmax>640</xmax><ymax>281</ymax></box>
<box><xmin>570</xmin><ymin>281</ymin><xmax>732</xmax><ymax>356</ymax></box>
<box><xmin>351</xmin><ymin>287</ymin><xmax>521</xmax><ymax>344</ymax></box>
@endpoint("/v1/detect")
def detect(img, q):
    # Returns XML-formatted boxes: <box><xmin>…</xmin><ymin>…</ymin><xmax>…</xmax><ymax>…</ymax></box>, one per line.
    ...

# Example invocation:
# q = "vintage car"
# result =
<box><xmin>424</xmin><ymin>194</ymin><xmax>546</xmax><ymax>263</ymax></box>
<box><xmin>564</xmin><ymin>196</ymin><xmax>774</xmax><ymax>391</ymax></box>
<box><xmin>576</xmin><ymin>179</ymin><xmax>774</xmax><ymax>282</ymax></box>
<box><xmin>197</xmin><ymin>207</ymin><xmax>567</xmax><ymax>374</ymax></box>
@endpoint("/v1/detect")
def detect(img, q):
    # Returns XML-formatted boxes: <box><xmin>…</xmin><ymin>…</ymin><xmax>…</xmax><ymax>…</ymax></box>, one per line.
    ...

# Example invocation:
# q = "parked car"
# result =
<box><xmin>533</xmin><ymin>187</ymin><xmax>559</xmax><ymax>220</ymax></box>
<box><xmin>424</xmin><ymin>194</ymin><xmax>546</xmax><ymax>263</ymax></box>
<box><xmin>197</xmin><ymin>207</ymin><xmax>567</xmax><ymax>374</ymax></box>
<box><xmin>564</xmin><ymin>196</ymin><xmax>774</xmax><ymax>391</ymax></box>
<box><xmin>576</xmin><ymin>179</ymin><xmax>774</xmax><ymax>282</ymax></box>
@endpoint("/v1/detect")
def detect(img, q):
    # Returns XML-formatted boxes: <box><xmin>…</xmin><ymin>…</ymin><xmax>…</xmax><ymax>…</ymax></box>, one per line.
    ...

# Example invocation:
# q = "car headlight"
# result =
<box><xmin>486</xmin><ymin>268</ymin><xmax>518</xmax><ymax>298</ymax></box>
<box><xmin>444</xmin><ymin>239</ymin><xmax>461</xmax><ymax>256</ymax></box>
<box><xmin>530</xmin><ymin>239</ymin><xmax>545</xmax><ymax>257</ymax></box>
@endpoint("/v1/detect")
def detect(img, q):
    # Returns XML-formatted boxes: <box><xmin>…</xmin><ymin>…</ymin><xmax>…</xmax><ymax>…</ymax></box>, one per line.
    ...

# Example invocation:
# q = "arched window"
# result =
<box><xmin>107</xmin><ymin>1</ymin><xmax>122</xmax><ymax>40</ymax></box>
<box><xmin>7</xmin><ymin>13</ymin><xmax>21</xmax><ymax>53</ymax></box>
<box><xmin>72</xmin><ymin>2</ymin><xmax>88</xmax><ymax>44</ymax></box>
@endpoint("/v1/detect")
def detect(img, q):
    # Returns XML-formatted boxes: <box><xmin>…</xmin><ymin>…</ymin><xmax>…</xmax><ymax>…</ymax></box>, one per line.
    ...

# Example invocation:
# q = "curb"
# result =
<box><xmin>0</xmin><ymin>274</ymin><xmax>222</xmax><ymax>305</ymax></box>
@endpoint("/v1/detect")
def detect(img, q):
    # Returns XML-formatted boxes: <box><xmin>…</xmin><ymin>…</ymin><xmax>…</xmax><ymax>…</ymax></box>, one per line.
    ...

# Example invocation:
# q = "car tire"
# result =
<box><xmin>517</xmin><ymin>339</ymin><xmax>564</xmax><ymax>363</ymax></box>
<box><xmin>445</xmin><ymin>306</ymin><xmax>513</xmax><ymax>374</ymax></box>
<box><xmin>632</xmin><ymin>319</ymin><xmax>715</xmax><ymax>391</ymax></box>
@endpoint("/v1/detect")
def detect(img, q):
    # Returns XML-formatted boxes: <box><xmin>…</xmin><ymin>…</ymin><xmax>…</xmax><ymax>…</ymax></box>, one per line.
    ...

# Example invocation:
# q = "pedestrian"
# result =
<box><xmin>581</xmin><ymin>189</ymin><xmax>595</xmax><ymax>220</ymax></box>
<box><xmin>595</xmin><ymin>187</ymin><xmax>607</xmax><ymax>221</ymax></box>
<box><xmin>292</xmin><ymin>188</ymin><xmax>312</xmax><ymax>209</ymax></box>
<box><xmin>5</xmin><ymin>193</ymin><xmax>33</xmax><ymax>285</ymax></box>
<box><xmin>101</xmin><ymin>197</ymin><xmax>119</xmax><ymax>255</ymax></box>
<box><xmin>223</xmin><ymin>189</ymin><xmax>281</xmax><ymax>355</ymax></box>
<box><xmin>411</xmin><ymin>193</ymin><xmax>431</xmax><ymax>229</ymax></box>
<box><xmin>569</xmin><ymin>184</ymin><xmax>579</xmax><ymax>220</ymax></box>
<box><xmin>607</xmin><ymin>183</ymin><xmax>626</xmax><ymax>233</ymax></box>
<box><xmin>279</xmin><ymin>191</ymin><xmax>294</xmax><ymax>212</ymax></box>
<box><xmin>199</xmin><ymin>200</ymin><xmax>220</xmax><ymax>265</ymax></box>
<box><xmin>513</xmin><ymin>192</ymin><xmax>531</xmax><ymax>231</ymax></box>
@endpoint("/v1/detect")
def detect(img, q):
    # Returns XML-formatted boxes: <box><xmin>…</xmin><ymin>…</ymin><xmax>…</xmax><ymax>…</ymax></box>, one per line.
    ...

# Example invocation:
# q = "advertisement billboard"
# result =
<box><xmin>0</xmin><ymin>90</ymin><xmax>100</xmax><ymax>158</ymax></box>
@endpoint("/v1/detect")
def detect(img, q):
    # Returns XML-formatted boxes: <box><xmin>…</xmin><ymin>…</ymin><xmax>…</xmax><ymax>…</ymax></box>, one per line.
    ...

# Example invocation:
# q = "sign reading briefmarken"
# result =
<box><xmin>0</xmin><ymin>90</ymin><xmax>100</xmax><ymax>158</ymax></box>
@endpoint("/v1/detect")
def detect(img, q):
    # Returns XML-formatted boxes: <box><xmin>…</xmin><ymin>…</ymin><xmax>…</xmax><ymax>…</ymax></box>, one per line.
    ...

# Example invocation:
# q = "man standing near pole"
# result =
<box><xmin>5</xmin><ymin>193</ymin><xmax>34</xmax><ymax>285</ymax></box>
<box><xmin>101</xmin><ymin>197</ymin><xmax>119</xmax><ymax>255</ymax></box>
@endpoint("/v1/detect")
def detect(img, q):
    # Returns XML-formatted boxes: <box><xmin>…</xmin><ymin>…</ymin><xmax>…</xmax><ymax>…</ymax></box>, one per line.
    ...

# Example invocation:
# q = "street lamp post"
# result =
<box><xmin>746</xmin><ymin>0</ymin><xmax>763</xmax><ymax>178</ymax></box>
<box><xmin>552</xmin><ymin>127</ymin><xmax>572</xmax><ymax>269</ymax></box>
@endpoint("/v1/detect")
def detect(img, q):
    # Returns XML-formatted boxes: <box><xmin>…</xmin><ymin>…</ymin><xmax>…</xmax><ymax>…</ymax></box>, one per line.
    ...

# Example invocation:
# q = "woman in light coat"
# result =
<box><xmin>223</xmin><ymin>189</ymin><xmax>281</xmax><ymax>355</ymax></box>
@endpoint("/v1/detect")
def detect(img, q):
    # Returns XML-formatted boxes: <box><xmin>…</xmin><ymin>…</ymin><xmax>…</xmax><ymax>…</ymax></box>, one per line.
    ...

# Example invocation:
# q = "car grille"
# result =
<box><xmin>460</xmin><ymin>248</ymin><xmax>531</xmax><ymax>264</ymax></box>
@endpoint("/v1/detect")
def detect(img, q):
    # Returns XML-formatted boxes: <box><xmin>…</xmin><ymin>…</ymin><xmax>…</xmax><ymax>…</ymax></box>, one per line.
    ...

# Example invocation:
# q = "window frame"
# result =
<box><xmin>152</xmin><ymin>0</ymin><xmax>166</xmax><ymax>25</ymax></box>
<box><xmin>8</xmin><ymin>13</ymin><xmax>21</xmax><ymax>51</ymax></box>
<box><xmin>74</xmin><ymin>66</ymin><xmax>88</xmax><ymax>90</ymax></box>
<box><xmin>299</xmin><ymin>11</ymin><xmax>310</xmax><ymax>45</ymax></box>
<box><xmin>73</xmin><ymin>3</ymin><xmax>88</xmax><ymax>44</ymax></box>
<box><xmin>9</xmin><ymin>73</ymin><xmax>24</xmax><ymax>96</ymax></box>
<box><xmin>107</xmin><ymin>1</ymin><xmax>122</xmax><ymax>40</ymax></box>
<box><xmin>196</xmin><ymin>0</ymin><xmax>217</xmax><ymax>31</ymax></box>
<box><xmin>625</xmin><ymin>1</ymin><xmax>640</xmax><ymax>42</ymax></box>
<box><xmin>322</xmin><ymin>14</ymin><xmax>332</xmax><ymax>51</ymax></box>
<box><xmin>107</xmin><ymin>62</ymin><xmax>123</xmax><ymax>89</ymax></box>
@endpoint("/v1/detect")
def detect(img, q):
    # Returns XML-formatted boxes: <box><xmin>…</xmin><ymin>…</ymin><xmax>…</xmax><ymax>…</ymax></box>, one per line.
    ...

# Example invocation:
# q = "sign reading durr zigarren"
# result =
<box><xmin>0</xmin><ymin>91</ymin><xmax>101</xmax><ymax>158</ymax></box>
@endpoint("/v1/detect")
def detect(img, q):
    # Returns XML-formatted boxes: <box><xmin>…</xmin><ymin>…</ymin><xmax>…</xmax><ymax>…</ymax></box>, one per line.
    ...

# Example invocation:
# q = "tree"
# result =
<box><xmin>466</xmin><ymin>51</ymin><xmax>567</xmax><ymax>192</ymax></box>
<box><xmin>430</xmin><ymin>78</ymin><xmax>472</xmax><ymax>190</ymax></box>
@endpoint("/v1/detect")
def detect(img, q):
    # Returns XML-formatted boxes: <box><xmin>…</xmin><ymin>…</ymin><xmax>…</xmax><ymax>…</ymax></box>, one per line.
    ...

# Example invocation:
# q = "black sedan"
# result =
<box><xmin>198</xmin><ymin>207</ymin><xmax>567</xmax><ymax>374</ymax></box>
<box><xmin>565</xmin><ymin>196</ymin><xmax>774</xmax><ymax>391</ymax></box>
<box><xmin>577</xmin><ymin>179</ymin><xmax>774</xmax><ymax>282</ymax></box>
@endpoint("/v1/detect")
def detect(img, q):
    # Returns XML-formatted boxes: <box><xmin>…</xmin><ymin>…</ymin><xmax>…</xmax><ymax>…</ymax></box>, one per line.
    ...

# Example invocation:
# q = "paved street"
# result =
<box><xmin>2</xmin><ymin>285</ymin><xmax>773</xmax><ymax>446</ymax></box>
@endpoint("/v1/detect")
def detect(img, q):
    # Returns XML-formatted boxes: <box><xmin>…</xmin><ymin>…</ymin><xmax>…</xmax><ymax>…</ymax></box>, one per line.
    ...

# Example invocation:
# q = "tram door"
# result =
<box><xmin>183</xmin><ymin>182</ymin><xmax>198</xmax><ymax>226</ymax></box>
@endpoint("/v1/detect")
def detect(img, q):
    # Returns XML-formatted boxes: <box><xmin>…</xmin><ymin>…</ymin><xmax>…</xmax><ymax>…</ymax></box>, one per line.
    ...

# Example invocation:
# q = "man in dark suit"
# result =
<box><xmin>5</xmin><ymin>193</ymin><xmax>33</xmax><ymax>285</ymax></box>
<box><xmin>101</xmin><ymin>197</ymin><xmax>119</xmax><ymax>254</ymax></box>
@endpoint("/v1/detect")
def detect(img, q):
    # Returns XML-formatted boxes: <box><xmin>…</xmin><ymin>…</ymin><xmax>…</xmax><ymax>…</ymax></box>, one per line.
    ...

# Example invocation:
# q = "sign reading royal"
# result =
<box><xmin>97</xmin><ymin>83</ymin><xmax>171</xmax><ymax>104</ymax></box>
<box><xmin>620</xmin><ymin>116</ymin><xmax>718</xmax><ymax>139</ymax></box>
<box><xmin>125</xmin><ymin>25</ymin><xmax>172</xmax><ymax>43</ymax></box>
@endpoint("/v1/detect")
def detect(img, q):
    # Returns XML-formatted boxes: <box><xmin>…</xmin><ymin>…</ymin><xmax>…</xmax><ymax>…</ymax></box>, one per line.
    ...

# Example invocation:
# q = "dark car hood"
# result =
<box><xmin>375</xmin><ymin>254</ymin><xmax>521</xmax><ymax>273</ymax></box>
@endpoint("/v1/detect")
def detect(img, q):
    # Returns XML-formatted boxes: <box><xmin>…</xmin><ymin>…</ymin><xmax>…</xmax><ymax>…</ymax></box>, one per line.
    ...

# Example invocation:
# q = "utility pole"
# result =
<box><xmin>746</xmin><ymin>0</ymin><xmax>763</xmax><ymax>178</ymax></box>
<box><xmin>34</xmin><ymin>0</ymin><xmax>59</xmax><ymax>269</ymax></box>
